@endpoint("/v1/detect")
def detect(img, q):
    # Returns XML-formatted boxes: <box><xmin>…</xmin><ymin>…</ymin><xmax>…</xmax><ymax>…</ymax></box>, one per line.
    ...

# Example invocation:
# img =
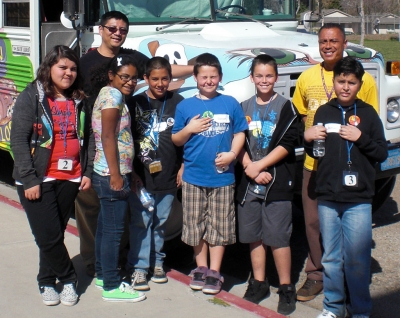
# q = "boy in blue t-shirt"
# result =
<box><xmin>172</xmin><ymin>53</ymin><xmax>247</xmax><ymax>294</ymax></box>
<box><xmin>304</xmin><ymin>57</ymin><xmax>388</xmax><ymax>318</ymax></box>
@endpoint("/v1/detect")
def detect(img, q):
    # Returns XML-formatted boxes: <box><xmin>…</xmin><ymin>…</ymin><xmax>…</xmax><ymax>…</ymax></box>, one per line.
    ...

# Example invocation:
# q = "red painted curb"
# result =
<box><xmin>166</xmin><ymin>269</ymin><xmax>285</xmax><ymax>318</ymax></box>
<box><xmin>1</xmin><ymin>192</ymin><xmax>283</xmax><ymax>318</ymax></box>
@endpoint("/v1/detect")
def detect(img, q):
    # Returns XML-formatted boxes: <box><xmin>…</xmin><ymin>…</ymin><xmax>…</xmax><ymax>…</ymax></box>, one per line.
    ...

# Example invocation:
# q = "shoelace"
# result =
<box><xmin>154</xmin><ymin>267</ymin><xmax>164</xmax><ymax>276</ymax></box>
<box><xmin>120</xmin><ymin>282</ymin><xmax>137</xmax><ymax>294</ymax></box>
<box><xmin>302</xmin><ymin>279</ymin><xmax>316</xmax><ymax>289</ymax></box>
<box><xmin>278</xmin><ymin>288</ymin><xmax>293</xmax><ymax>304</ymax></box>
<box><xmin>133</xmin><ymin>271</ymin><xmax>147</xmax><ymax>283</ymax></box>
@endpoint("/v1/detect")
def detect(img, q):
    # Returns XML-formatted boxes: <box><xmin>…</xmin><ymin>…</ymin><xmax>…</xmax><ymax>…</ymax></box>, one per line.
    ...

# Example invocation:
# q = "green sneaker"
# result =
<box><xmin>102</xmin><ymin>282</ymin><xmax>146</xmax><ymax>303</ymax></box>
<box><xmin>95</xmin><ymin>278</ymin><xmax>104</xmax><ymax>290</ymax></box>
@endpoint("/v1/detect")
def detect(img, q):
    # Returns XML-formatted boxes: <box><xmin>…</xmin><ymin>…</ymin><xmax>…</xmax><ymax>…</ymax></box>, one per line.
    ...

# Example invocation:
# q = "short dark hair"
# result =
<box><xmin>100</xmin><ymin>11</ymin><xmax>129</xmax><ymax>28</ymax></box>
<box><xmin>36</xmin><ymin>45</ymin><xmax>84</xmax><ymax>99</ymax></box>
<box><xmin>318</xmin><ymin>23</ymin><xmax>345</xmax><ymax>40</ymax></box>
<box><xmin>333</xmin><ymin>56</ymin><xmax>365</xmax><ymax>81</ymax></box>
<box><xmin>250</xmin><ymin>54</ymin><xmax>278</xmax><ymax>76</ymax></box>
<box><xmin>145</xmin><ymin>56</ymin><xmax>172</xmax><ymax>78</ymax></box>
<box><xmin>90</xmin><ymin>54</ymin><xmax>138</xmax><ymax>96</ymax></box>
<box><xmin>193</xmin><ymin>53</ymin><xmax>222</xmax><ymax>76</ymax></box>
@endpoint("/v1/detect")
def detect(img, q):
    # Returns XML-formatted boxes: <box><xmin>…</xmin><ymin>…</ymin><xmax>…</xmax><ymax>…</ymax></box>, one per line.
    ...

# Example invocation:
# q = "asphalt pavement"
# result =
<box><xmin>0</xmin><ymin>182</ymin><xmax>320</xmax><ymax>317</ymax></box>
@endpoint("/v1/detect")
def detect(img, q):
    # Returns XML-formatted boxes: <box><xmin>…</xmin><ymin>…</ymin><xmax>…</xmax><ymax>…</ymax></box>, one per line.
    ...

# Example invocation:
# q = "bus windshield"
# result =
<box><xmin>101</xmin><ymin>0</ymin><xmax>296</xmax><ymax>24</ymax></box>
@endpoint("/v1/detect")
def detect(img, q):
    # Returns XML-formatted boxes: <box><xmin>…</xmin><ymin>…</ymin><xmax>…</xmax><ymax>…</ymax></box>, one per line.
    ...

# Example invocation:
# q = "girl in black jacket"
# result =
<box><xmin>10</xmin><ymin>45</ymin><xmax>94</xmax><ymax>307</ymax></box>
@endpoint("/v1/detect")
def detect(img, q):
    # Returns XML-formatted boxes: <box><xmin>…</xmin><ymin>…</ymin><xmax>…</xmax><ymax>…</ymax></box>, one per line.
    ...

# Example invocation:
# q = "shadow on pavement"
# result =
<box><xmin>163</xmin><ymin>205</ymin><xmax>309</xmax><ymax>290</ymax></box>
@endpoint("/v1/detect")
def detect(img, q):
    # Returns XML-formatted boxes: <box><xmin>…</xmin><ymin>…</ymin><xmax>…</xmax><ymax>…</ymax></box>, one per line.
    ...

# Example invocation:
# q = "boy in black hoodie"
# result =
<box><xmin>236</xmin><ymin>55</ymin><xmax>300</xmax><ymax>315</ymax></box>
<box><xmin>304</xmin><ymin>57</ymin><xmax>388</xmax><ymax>318</ymax></box>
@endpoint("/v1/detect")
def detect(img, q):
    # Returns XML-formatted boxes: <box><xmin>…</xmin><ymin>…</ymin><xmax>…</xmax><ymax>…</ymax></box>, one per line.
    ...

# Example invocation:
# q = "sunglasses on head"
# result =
<box><xmin>101</xmin><ymin>25</ymin><xmax>128</xmax><ymax>35</ymax></box>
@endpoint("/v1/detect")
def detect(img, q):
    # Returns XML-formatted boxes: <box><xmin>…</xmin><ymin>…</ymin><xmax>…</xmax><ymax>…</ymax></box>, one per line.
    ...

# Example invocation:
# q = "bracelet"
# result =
<box><xmin>229</xmin><ymin>150</ymin><xmax>237</xmax><ymax>159</ymax></box>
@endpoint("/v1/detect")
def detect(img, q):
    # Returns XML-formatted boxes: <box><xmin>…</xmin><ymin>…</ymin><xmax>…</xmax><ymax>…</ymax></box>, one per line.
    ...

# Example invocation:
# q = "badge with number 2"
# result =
<box><xmin>58</xmin><ymin>158</ymin><xmax>73</xmax><ymax>171</ymax></box>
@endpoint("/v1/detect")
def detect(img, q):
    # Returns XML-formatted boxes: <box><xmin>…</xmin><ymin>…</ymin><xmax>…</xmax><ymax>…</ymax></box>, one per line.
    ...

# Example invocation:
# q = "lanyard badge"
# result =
<box><xmin>338</xmin><ymin>103</ymin><xmax>358</xmax><ymax>187</ymax></box>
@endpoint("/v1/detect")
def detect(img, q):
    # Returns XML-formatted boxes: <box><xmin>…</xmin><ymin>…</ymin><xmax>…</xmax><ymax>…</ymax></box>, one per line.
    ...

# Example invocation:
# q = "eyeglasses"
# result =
<box><xmin>116</xmin><ymin>73</ymin><xmax>138</xmax><ymax>83</ymax></box>
<box><xmin>101</xmin><ymin>25</ymin><xmax>128</xmax><ymax>35</ymax></box>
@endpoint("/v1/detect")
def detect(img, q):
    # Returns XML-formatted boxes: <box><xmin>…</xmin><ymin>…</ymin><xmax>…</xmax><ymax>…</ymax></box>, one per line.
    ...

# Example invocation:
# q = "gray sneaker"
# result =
<box><xmin>132</xmin><ymin>270</ymin><xmax>150</xmax><ymax>291</ymax></box>
<box><xmin>40</xmin><ymin>286</ymin><xmax>60</xmax><ymax>306</ymax></box>
<box><xmin>202</xmin><ymin>269</ymin><xmax>224</xmax><ymax>295</ymax></box>
<box><xmin>189</xmin><ymin>266</ymin><xmax>208</xmax><ymax>290</ymax></box>
<box><xmin>60</xmin><ymin>283</ymin><xmax>78</xmax><ymax>306</ymax></box>
<box><xmin>151</xmin><ymin>266</ymin><xmax>168</xmax><ymax>283</ymax></box>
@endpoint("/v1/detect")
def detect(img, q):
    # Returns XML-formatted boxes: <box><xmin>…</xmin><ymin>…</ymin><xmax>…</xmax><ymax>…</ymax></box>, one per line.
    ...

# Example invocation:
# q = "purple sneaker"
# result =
<box><xmin>189</xmin><ymin>266</ymin><xmax>208</xmax><ymax>290</ymax></box>
<box><xmin>202</xmin><ymin>269</ymin><xmax>224</xmax><ymax>294</ymax></box>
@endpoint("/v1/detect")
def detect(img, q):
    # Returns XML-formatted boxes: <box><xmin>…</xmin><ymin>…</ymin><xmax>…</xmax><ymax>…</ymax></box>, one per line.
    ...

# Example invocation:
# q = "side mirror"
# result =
<box><xmin>63</xmin><ymin>0</ymin><xmax>76</xmax><ymax>20</ymax></box>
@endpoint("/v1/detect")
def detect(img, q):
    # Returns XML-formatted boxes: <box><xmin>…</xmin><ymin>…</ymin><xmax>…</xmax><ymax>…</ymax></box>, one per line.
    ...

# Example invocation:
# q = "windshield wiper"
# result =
<box><xmin>156</xmin><ymin>16</ymin><xmax>213</xmax><ymax>32</ymax></box>
<box><xmin>215</xmin><ymin>9</ymin><xmax>272</xmax><ymax>28</ymax></box>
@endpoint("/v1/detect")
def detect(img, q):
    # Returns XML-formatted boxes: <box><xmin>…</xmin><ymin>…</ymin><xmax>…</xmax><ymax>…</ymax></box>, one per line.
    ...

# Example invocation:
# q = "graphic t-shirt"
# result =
<box><xmin>292</xmin><ymin>63</ymin><xmax>378</xmax><ymax>171</ymax></box>
<box><xmin>241</xmin><ymin>94</ymin><xmax>290</xmax><ymax>196</ymax></box>
<box><xmin>130</xmin><ymin>91</ymin><xmax>184</xmax><ymax>193</ymax></box>
<box><xmin>46</xmin><ymin>97</ymin><xmax>81</xmax><ymax>180</ymax></box>
<box><xmin>173</xmin><ymin>94</ymin><xmax>247</xmax><ymax>187</ymax></box>
<box><xmin>92</xmin><ymin>86</ymin><xmax>133</xmax><ymax>176</ymax></box>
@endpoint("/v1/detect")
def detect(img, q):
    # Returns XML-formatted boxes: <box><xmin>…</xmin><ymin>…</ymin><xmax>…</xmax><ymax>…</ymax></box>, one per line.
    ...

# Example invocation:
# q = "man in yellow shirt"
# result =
<box><xmin>292</xmin><ymin>23</ymin><xmax>378</xmax><ymax>302</ymax></box>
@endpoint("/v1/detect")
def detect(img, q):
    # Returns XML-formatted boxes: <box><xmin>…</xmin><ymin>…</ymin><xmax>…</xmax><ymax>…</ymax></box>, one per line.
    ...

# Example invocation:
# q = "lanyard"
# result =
<box><xmin>147</xmin><ymin>93</ymin><xmax>167</xmax><ymax>151</ymax></box>
<box><xmin>253</xmin><ymin>93</ymin><xmax>275</xmax><ymax>151</ymax></box>
<box><xmin>337</xmin><ymin>103</ymin><xmax>356</xmax><ymax>167</ymax></box>
<box><xmin>320</xmin><ymin>66</ymin><xmax>334</xmax><ymax>101</ymax></box>
<box><xmin>53</xmin><ymin>98</ymin><xmax>71</xmax><ymax>157</ymax></box>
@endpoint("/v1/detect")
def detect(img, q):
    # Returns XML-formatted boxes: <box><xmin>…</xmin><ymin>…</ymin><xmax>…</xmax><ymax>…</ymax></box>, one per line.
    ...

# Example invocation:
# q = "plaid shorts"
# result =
<box><xmin>181</xmin><ymin>181</ymin><xmax>236</xmax><ymax>246</ymax></box>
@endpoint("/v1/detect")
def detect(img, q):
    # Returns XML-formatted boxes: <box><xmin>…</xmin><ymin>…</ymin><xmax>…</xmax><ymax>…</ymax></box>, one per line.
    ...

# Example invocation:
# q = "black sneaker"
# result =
<box><xmin>277</xmin><ymin>284</ymin><xmax>296</xmax><ymax>315</ymax></box>
<box><xmin>243</xmin><ymin>278</ymin><xmax>270</xmax><ymax>304</ymax></box>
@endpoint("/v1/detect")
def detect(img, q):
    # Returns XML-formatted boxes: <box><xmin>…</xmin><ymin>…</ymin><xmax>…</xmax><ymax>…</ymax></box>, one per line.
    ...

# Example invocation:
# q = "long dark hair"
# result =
<box><xmin>89</xmin><ymin>54</ymin><xmax>138</xmax><ymax>96</ymax></box>
<box><xmin>36</xmin><ymin>45</ymin><xmax>85</xmax><ymax>100</ymax></box>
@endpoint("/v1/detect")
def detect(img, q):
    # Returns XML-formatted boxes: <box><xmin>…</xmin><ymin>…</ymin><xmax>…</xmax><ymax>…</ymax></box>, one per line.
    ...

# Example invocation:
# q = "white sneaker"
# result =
<box><xmin>40</xmin><ymin>286</ymin><xmax>60</xmax><ymax>306</ymax></box>
<box><xmin>317</xmin><ymin>309</ymin><xmax>337</xmax><ymax>318</ymax></box>
<box><xmin>60</xmin><ymin>283</ymin><xmax>78</xmax><ymax>306</ymax></box>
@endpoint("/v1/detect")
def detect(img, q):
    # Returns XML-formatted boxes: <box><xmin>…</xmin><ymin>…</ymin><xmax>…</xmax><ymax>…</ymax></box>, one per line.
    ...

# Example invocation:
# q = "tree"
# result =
<box><xmin>360</xmin><ymin>0</ymin><xmax>365</xmax><ymax>46</ymax></box>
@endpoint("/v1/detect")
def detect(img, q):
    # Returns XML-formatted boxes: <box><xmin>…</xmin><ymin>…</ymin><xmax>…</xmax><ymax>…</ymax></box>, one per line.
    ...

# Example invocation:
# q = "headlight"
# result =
<box><xmin>387</xmin><ymin>99</ymin><xmax>400</xmax><ymax>123</ymax></box>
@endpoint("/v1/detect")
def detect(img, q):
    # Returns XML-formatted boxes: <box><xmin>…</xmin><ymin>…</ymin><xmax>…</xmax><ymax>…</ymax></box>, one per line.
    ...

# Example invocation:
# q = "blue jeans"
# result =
<box><xmin>127</xmin><ymin>190</ymin><xmax>175</xmax><ymax>274</ymax></box>
<box><xmin>92</xmin><ymin>172</ymin><xmax>131</xmax><ymax>290</ymax></box>
<box><xmin>318</xmin><ymin>200</ymin><xmax>372</xmax><ymax>318</ymax></box>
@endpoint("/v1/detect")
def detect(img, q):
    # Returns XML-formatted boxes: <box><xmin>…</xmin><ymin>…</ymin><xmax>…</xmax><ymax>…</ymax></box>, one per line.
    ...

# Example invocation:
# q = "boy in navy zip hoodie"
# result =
<box><xmin>236</xmin><ymin>55</ymin><xmax>300</xmax><ymax>315</ymax></box>
<box><xmin>304</xmin><ymin>56</ymin><xmax>387</xmax><ymax>318</ymax></box>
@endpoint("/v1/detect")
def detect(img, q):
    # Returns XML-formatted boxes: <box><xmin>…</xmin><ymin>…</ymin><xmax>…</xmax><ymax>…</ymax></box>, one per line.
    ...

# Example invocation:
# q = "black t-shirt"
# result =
<box><xmin>128</xmin><ymin>91</ymin><xmax>184</xmax><ymax>193</ymax></box>
<box><xmin>79</xmin><ymin>48</ymin><xmax>149</xmax><ymax>104</ymax></box>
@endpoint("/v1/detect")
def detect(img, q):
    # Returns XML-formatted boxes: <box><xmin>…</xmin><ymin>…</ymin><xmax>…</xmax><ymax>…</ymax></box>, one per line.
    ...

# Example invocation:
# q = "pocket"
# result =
<box><xmin>108</xmin><ymin>174</ymin><xmax>131</xmax><ymax>200</ymax></box>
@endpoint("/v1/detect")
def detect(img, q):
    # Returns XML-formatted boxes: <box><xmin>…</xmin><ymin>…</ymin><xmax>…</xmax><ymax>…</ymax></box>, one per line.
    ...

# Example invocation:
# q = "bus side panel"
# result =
<box><xmin>0</xmin><ymin>34</ymin><xmax>33</xmax><ymax>152</ymax></box>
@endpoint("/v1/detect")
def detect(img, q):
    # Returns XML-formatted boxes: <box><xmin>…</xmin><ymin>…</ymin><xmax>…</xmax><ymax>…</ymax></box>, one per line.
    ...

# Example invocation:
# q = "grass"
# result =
<box><xmin>207</xmin><ymin>297</ymin><xmax>231</xmax><ymax>307</ymax></box>
<box><xmin>363</xmin><ymin>40</ymin><xmax>400</xmax><ymax>62</ymax></box>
